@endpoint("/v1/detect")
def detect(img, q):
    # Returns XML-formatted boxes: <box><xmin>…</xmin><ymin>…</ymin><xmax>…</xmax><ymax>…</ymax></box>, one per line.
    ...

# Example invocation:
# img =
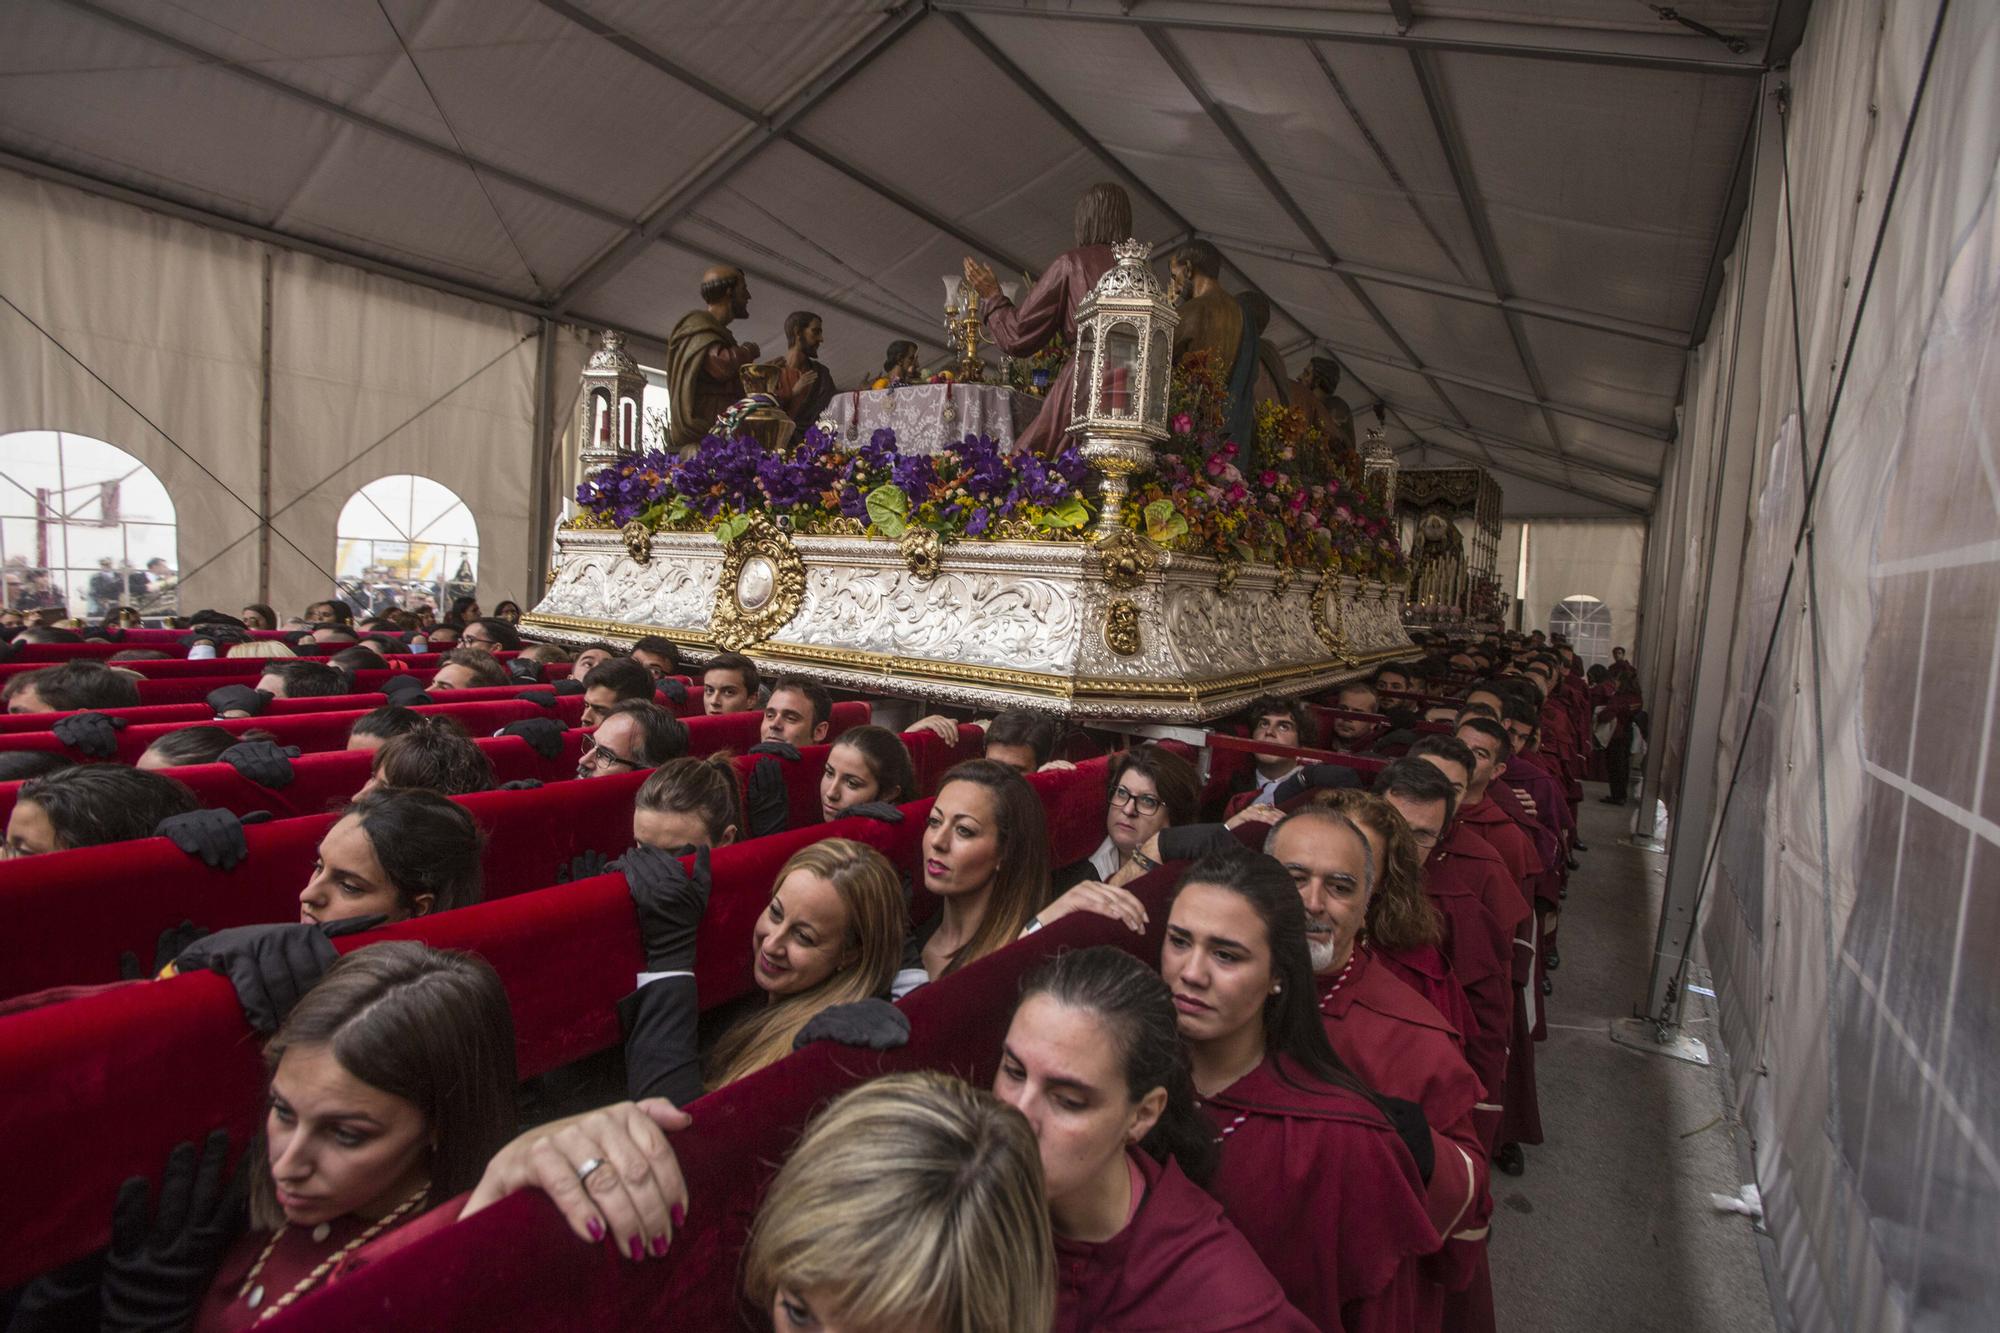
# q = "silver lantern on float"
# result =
<box><xmin>1068</xmin><ymin>239</ymin><xmax>1179</xmax><ymax>534</ymax></box>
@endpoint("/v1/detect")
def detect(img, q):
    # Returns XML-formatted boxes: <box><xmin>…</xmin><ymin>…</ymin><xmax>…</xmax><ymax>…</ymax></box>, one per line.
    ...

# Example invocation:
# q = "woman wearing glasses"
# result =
<box><xmin>1052</xmin><ymin>745</ymin><xmax>1200</xmax><ymax>894</ymax></box>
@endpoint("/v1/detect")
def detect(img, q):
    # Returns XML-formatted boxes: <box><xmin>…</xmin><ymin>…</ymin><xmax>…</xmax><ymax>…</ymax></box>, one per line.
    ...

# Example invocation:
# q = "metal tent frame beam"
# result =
<box><xmin>1329</xmin><ymin>341</ymin><xmax>1674</xmax><ymax>442</ymax></box>
<box><xmin>1142</xmin><ymin>26</ymin><xmax>1491</xmax><ymax>450</ymax></box>
<box><xmin>1386</xmin><ymin>403</ymin><xmax>1662</xmax><ymax>487</ymax></box>
<box><xmin>1393</xmin><ymin>438</ymin><xmax>1651</xmax><ymax>514</ymax></box>
<box><xmin>550</xmin><ymin>0</ymin><xmax>930</xmax><ymax>312</ymax></box>
<box><xmin>932</xmin><ymin>0</ymin><xmax>1767</xmax><ymax>76</ymax></box>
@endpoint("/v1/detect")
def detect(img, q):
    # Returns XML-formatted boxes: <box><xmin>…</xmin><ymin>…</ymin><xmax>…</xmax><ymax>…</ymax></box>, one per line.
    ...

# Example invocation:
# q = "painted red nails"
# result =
<box><xmin>585</xmin><ymin>1216</ymin><xmax>604</xmax><ymax>1242</ymax></box>
<box><xmin>670</xmin><ymin>1202</ymin><xmax>685</xmax><ymax>1229</ymax></box>
<box><xmin>628</xmin><ymin>1236</ymin><xmax>644</xmax><ymax>1261</ymax></box>
<box><xmin>650</xmin><ymin>1234</ymin><xmax>668</xmax><ymax>1256</ymax></box>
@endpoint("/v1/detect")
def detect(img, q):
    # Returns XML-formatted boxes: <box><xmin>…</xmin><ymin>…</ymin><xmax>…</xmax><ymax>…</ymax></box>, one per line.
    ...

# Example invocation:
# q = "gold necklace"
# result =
<box><xmin>238</xmin><ymin>1185</ymin><xmax>429</xmax><ymax>1321</ymax></box>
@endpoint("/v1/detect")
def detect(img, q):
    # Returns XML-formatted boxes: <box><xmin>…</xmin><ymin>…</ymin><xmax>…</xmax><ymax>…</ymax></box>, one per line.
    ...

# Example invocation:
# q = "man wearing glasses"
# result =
<box><xmin>576</xmin><ymin>700</ymin><xmax>688</xmax><ymax>779</ymax></box>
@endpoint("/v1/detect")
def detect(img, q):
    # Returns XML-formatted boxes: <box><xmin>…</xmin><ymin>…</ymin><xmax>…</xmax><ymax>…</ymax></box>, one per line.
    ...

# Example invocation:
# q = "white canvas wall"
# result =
<box><xmin>0</xmin><ymin>166</ymin><xmax>587</xmax><ymax>619</ymax></box>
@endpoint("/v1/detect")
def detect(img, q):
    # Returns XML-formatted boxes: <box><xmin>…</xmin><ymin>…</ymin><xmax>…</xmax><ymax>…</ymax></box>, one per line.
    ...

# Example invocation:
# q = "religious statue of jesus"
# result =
<box><xmin>962</xmin><ymin>182</ymin><xmax>1132</xmax><ymax>456</ymax></box>
<box><xmin>764</xmin><ymin>310</ymin><xmax>837</xmax><ymax>429</ymax></box>
<box><xmin>666</xmin><ymin>265</ymin><xmax>761</xmax><ymax>451</ymax></box>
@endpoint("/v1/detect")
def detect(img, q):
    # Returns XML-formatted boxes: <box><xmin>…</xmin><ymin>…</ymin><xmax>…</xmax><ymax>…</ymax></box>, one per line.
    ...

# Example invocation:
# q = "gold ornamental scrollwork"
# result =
<box><xmin>1215</xmin><ymin>559</ymin><xmax>1242</xmax><ymax>596</ymax></box>
<box><xmin>1272</xmin><ymin>564</ymin><xmax>1294</xmax><ymax>597</ymax></box>
<box><xmin>1310</xmin><ymin>573</ymin><xmax>1359</xmax><ymax>666</ymax></box>
<box><xmin>710</xmin><ymin>513</ymin><xmax>806</xmax><ymax>652</ymax></box>
<box><xmin>1104</xmin><ymin>597</ymin><xmax>1142</xmax><ymax>657</ymax></box>
<box><xmin>1092</xmin><ymin>527</ymin><xmax>1160</xmax><ymax>591</ymax></box>
<box><xmin>621</xmin><ymin>521</ymin><xmax>653</xmax><ymax>565</ymax></box>
<box><xmin>898</xmin><ymin>526</ymin><xmax>944</xmax><ymax>582</ymax></box>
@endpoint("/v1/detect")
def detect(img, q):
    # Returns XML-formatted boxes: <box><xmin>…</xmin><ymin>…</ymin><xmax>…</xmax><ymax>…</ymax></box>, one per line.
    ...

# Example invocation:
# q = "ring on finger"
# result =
<box><xmin>575</xmin><ymin>1156</ymin><xmax>608</xmax><ymax>1183</ymax></box>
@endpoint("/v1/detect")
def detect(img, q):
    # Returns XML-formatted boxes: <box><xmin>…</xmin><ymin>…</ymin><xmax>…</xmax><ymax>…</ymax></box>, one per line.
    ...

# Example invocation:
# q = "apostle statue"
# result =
<box><xmin>871</xmin><ymin>340</ymin><xmax>924</xmax><ymax>390</ymax></box>
<box><xmin>961</xmin><ymin>182</ymin><xmax>1132</xmax><ymax>456</ymax></box>
<box><xmin>666</xmin><ymin>264</ymin><xmax>760</xmax><ymax>451</ymax></box>
<box><xmin>1240</xmin><ymin>292</ymin><xmax>1290</xmax><ymax>411</ymax></box>
<box><xmin>1169</xmin><ymin>239</ymin><xmax>1258</xmax><ymax>446</ymax></box>
<box><xmin>1292</xmin><ymin>355</ymin><xmax>1358</xmax><ymax>465</ymax></box>
<box><xmin>764</xmin><ymin>310</ymin><xmax>837</xmax><ymax>429</ymax></box>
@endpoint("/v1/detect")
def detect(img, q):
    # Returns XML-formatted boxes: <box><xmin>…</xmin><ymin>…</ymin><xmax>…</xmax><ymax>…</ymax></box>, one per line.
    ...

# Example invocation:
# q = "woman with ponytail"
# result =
<box><xmin>1160</xmin><ymin>850</ymin><xmax>1442</xmax><ymax>1332</ymax></box>
<box><xmin>996</xmin><ymin>946</ymin><xmax>1312</xmax><ymax>1331</ymax></box>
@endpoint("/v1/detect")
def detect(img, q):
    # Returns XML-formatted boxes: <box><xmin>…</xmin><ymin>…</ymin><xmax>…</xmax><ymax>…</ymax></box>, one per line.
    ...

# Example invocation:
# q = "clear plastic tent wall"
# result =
<box><xmin>1643</xmin><ymin>1</ymin><xmax>2000</xmax><ymax>1329</ymax></box>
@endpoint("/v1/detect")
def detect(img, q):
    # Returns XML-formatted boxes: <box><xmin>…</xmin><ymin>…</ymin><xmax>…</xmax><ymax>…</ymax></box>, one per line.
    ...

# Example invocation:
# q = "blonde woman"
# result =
<box><xmin>746</xmin><ymin>1072</ymin><xmax>1055</xmax><ymax>1333</ymax></box>
<box><xmin>621</xmin><ymin>838</ymin><xmax>908</xmax><ymax>1105</ymax></box>
<box><xmin>226</xmin><ymin>639</ymin><xmax>297</xmax><ymax>659</ymax></box>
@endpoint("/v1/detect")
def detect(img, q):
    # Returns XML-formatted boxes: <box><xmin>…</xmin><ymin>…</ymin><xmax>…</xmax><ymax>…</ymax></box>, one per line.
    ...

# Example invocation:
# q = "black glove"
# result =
<box><xmin>120</xmin><ymin>920</ymin><xmax>212</xmax><ymax>980</ymax></box>
<box><xmin>497</xmin><ymin>716</ymin><xmax>566</xmax><ymax>760</ymax></box>
<box><xmin>556</xmin><ymin>848</ymin><xmax>611</xmax><ymax>883</ymax></box>
<box><xmin>508</xmin><ymin>658</ymin><xmax>545</xmax><ymax>683</ymax></box>
<box><xmin>1376</xmin><ymin>1094</ymin><xmax>1435</xmax><ymax>1184</ymax></box>
<box><xmin>6</xmin><ymin>1252</ymin><xmax>106</xmax><ymax>1333</ymax></box>
<box><xmin>205</xmin><ymin>684</ymin><xmax>271</xmax><ymax>718</ymax></box>
<box><xmin>619</xmin><ymin>845</ymin><xmax>711</xmax><ymax>973</ymax></box>
<box><xmin>497</xmin><ymin>777</ymin><xmax>545</xmax><ymax>791</ymax></box>
<box><xmin>747</xmin><ymin>739</ymin><xmax>800</xmax><ymax>761</ymax></box>
<box><xmin>1271</xmin><ymin>762</ymin><xmax>1365</xmax><ymax>807</ymax></box>
<box><xmin>1158</xmin><ymin>823</ymin><xmax>1236</xmax><ymax>863</ymax></box>
<box><xmin>654</xmin><ymin>678</ymin><xmax>687</xmax><ymax>705</ymax></box>
<box><xmin>380</xmin><ymin>674</ymin><xmax>430</xmax><ymax>702</ymax></box>
<box><xmin>1302</xmin><ymin>762</ymin><xmax>1363</xmax><ymax>790</ymax></box>
<box><xmin>793</xmin><ymin>998</ymin><xmax>910</xmax><ymax>1052</ymax></box>
<box><xmin>518</xmin><ymin>687</ymin><xmax>558</xmax><ymax>710</ymax></box>
<box><xmin>840</xmin><ymin>801</ymin><xmax>904</xmax><ymax>824</ymax></box>
<box><xmin>172</xmin><ymin>916</ymin><xmax>383</xmax><ymax>1033</ymax></box>
<box><xmin>52</xmin><ymin>711</ymin><xmax>126</xmax><ymax>758</ymax></box>
<box><xmin>154</xmin><ymin>808</ymin><xmax>262</xmax><ymax>870</ymax></box>
<box><xmin>746</xmin><ymin>756</ymin><xmax>789</xmax><ymax>838</ymax></box>
<box><xmin>98</xmin><ymin>1130</ymin><xmax>245</xmax><ymax>1333</ymax></box>
<box><xmin>179</xmin><ymin>625</ymin><xmax>249</xmax><ymax>649</ymax></box>
<box><xmin>219</xmin><ymin>739</ymin><xmax>300</xmax><ymax>789</ymax></box>
<box><xmin>550</xmin><ymin>678</ymin><xmax>586</xmax><ymax>696</ymax></box>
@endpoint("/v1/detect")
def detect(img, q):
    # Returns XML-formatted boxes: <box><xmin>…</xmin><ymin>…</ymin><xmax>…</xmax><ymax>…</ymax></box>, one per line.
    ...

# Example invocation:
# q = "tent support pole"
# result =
<box><xmin>257</xmin><ymin>250</ymin><xmax>274</xmax><ymax>605</ymax></box>
<box><xmin>529</xmin><ymin>320</ymin><xmax>557</xmax><ymax>598</ymax></box>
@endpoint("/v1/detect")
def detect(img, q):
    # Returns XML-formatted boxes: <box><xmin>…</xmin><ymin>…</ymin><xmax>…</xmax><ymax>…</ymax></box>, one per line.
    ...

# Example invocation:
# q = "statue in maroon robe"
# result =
<box><xmin>962</xmin><ymin>182</ymin><xmax>1131</xmax><ymax>456</ymax></box>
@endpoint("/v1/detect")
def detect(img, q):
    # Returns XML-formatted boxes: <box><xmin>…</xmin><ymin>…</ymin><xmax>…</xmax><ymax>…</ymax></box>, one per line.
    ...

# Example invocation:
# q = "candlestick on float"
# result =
<box><xmin>1067</xmin><ymin>238</ymin><xmax>1179</xmax><ymax>536</ymax></box>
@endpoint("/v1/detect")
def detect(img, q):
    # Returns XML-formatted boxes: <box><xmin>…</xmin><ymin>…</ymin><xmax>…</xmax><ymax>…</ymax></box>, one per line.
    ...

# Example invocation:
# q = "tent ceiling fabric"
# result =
<box><xmin>0</xmin><ymin>0</ymin><xmax>1785</xmax><ymax>514</ymax></box>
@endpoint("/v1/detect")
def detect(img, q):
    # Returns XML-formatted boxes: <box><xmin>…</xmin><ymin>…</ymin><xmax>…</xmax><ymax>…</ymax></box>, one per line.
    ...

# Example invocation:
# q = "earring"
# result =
<box><xmin>1271</xmin><ymin>982</ymin><xmax>1282</xmax><ymax>994</ymax></box>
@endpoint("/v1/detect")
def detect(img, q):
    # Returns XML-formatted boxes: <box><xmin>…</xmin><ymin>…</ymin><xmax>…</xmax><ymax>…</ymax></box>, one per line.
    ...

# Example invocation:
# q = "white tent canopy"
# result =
<box><xmin>0</xmin><ymin>0</ymin><xmax>1799</xmax><ymax>519</ymax></box>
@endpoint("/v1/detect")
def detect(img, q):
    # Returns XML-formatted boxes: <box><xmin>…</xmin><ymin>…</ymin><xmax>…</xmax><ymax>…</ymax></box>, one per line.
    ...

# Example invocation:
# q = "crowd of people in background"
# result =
<box><xmin>0</xmin><ymin>597</ymin><xmax>1646</xmax><ymax>1331</ymax></box>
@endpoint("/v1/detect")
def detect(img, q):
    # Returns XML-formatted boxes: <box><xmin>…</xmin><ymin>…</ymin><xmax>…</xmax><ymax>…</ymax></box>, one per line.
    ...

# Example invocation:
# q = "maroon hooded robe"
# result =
<box><xmin>1427</xmin><ymin>824</ymin><xmax>1527</xmax><ymax>1151</ymax></box>
<box><xmin>1203</xmin><ymin>1056</ymin><xmax>1440</xmax><ymax>1333</ymax></box>
<box><xmin>1318</xmin><ymin>948</ymin><xmax>1493</xmax><ymax>1331</ymax></box>
<box><xmin>1054</xmin><ymin>1150</ymin><xmax>1315</xmax><ymax>1333</ymax></box>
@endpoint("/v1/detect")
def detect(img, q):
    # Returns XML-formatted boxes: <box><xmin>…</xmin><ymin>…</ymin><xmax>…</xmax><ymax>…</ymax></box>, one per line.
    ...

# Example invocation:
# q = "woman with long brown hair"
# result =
<box><xmin>620</xmin><ymin>838</ymin><xmax>907</xmax><ymax>1105</ymax></box>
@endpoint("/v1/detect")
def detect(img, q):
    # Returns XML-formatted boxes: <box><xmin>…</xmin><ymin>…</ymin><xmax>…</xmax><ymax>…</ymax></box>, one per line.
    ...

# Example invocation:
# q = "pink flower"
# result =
<box><xmin>1288</xmin><ymin>491</ymin><xmax>1308</xmax><ymax>512</ymax></box>
<box><xmin>1227</xmin><ymin>483</ymin><xmax>1248</xmax><ymax>503</ymax></box>
<box><xmin>1172</xmin><ymin>413</ymin><xmax>1193</xmax><ymax>435</ymax></box>
<box><xmin>1334</xmin><ymin>506</ymin><xmax>1354</xmax><ymax>524</ymax></box>
<box><xmin>1203</xmin><ymin>453</ymin><xmax>1228</xmax><ymax>478</ymax></box>
<box><xmin>1259</xmin><ymin>470</ymin><xmax>1280</xmax><ymax>488</ymax></box>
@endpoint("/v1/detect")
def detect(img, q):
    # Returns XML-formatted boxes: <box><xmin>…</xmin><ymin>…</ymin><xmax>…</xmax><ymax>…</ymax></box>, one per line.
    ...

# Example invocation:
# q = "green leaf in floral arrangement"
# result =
<box><xmin>664</xmin><ymin>499</ymin><xmax>692</xmax><ymax>527</ymax></box>
<box><xmin>1039</xmin><ymin>497</ymin><xmax>1091</xmax><ymax>530</ymax></box>
<box><xmin>1232</xmin><ymin>540</ymin><xmax>1257</xmax><ymax>564</ymax></box>
<box><xmin>637</xmin><ymin>501</ymin><xmax>667</xmax><ymax>527</ymax></box>
<box><xmin>865</xmin><ymin>484</ymin><xmax>910</xmax><ymax>537</ymax></box>
<box><xmin>714</xmin><ymin>512</ymin><xmax>752</xmax><ymax>545</ymax></box>
<box><xmin>1143</xmin><ymin>499</ymin><xmax>1189</xmax><ymax>544</ymax></box>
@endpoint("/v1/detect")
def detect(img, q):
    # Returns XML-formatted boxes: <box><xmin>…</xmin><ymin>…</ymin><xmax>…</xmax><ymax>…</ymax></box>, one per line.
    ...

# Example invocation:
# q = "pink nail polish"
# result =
<box><xmin>670</xmin><ymin>1203</ymin><xmax>685</xmax><ymax>1229</ymax></box>
<box><xmin>650</xmin><ymin>1234</ymin><xmax>668</xmax><ymax>1256</ymax></box>
<box><xmin>629</xmin><ymin>1235</ymin><xmax>644</xmax><ymax>1261</ymax></box>
<box><xmin>585</xmin><ymin>1217</ymin><xmax>603</xmax><ymax>1241</ymax></box>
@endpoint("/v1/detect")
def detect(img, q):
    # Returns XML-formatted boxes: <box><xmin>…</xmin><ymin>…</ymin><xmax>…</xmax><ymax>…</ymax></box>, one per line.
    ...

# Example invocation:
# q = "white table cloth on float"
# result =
<box><xmin>822</xmin><ymin>384</ymin><xmax>1043</xmax><ymax>454</ymax></box>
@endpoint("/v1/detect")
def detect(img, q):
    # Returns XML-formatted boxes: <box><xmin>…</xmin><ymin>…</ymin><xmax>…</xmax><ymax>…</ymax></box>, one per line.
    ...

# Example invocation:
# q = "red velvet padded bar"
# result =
<box><xmin>0</xmin><ymin>709</ymin><xmax>867</xmax><ymax>997</ymax></box>
<box><xmin>0</xmin><ymin>653</ymin><xmax>464</xmax><ymax>682</ymax></box>
<box><xmin>0</xmin><ymin>758</ymin><xmax>1111</xmax><ymax>1285</ymax></box>
<box><xmin>0</xmin><ymin>699</ymin><xmax>551</xmax><ymax>763</ymax></box>
<box><xmin>0</xmin><ymin>681</ymin><xmax>577</xmax><ymax>734</ymax></box>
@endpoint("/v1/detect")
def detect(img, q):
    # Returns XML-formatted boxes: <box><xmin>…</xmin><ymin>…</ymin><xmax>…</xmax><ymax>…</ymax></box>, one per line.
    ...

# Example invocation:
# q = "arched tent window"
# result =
<box><xmin>0</xmin><ymin>431</ymin><xmax>179</xmax><ymax>621</ymax></box>
<box><xmin>1550</xmin><ymin>595</ymin><xmax>1613</xmax><ymax>667</ymax></box>
<box><xmin>334</xmin><ymin>475</ymin><xmax>479</xmax><ymax>619</ymax></box>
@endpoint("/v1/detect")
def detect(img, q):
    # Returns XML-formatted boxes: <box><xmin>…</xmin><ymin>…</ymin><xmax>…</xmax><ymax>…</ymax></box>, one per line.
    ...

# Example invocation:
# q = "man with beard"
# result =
<box><xmin>765</xmin><ymin>310</ymin><xmax>835</xmax><ymax>429</ymax></box>
<box><xmin>667</xmin><ymin>265</ymin><xmax>760</xmax><ymax>450</ymax></box>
